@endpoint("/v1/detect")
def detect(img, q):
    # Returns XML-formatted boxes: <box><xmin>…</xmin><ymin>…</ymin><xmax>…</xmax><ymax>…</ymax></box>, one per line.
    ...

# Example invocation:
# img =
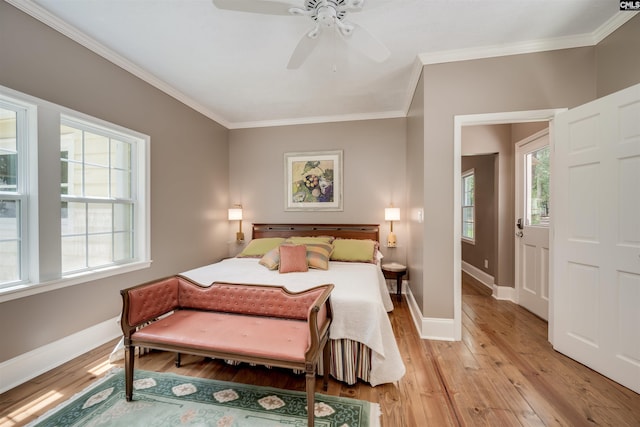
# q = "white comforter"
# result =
<box><xmin>180</xmin><ymin>257</ymin><xmax>405</xmax><ymax>386</ymax></box>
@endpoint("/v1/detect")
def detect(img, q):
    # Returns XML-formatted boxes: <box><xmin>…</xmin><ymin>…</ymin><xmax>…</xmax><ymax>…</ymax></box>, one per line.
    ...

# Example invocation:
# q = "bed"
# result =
<box><xmin>179</xmin><ymin>223</ymin><xmax>405</xmax><ymax>387</ymax></box>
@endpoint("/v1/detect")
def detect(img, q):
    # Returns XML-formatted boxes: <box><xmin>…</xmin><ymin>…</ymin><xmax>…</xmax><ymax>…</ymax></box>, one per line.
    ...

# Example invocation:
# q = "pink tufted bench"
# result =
<box><xmin>120</xmin><ymin>276</ymin><xmax>334</xmax><ymax>426</ymax></box>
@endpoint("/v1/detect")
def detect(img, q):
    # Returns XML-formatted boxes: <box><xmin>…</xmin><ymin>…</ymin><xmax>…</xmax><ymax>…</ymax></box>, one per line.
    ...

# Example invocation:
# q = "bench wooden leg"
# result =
<box><xmin>124</xmin><ymin>344</ymin><xmax>135</xmax><ymax>401</ymax></box>
<box><xmin>305</xmin><ymin>368</ymin><xmax>315</xmax><ymax>427</ymax></box>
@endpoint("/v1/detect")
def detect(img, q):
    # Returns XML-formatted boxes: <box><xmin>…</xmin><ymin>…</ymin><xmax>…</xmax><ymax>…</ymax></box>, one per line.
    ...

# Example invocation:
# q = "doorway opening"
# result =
<box><xmin>453</xmin><ymin>109</ymin><xmax>565</xmax><ymax>341</ymax></box>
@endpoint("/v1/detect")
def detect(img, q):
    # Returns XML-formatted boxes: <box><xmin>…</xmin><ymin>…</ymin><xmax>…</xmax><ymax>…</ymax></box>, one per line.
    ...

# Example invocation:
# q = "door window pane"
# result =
<box><xmin>526</xmin><ymin>146</ymin><xmax>550</xmax><ymax>226</ymax></box>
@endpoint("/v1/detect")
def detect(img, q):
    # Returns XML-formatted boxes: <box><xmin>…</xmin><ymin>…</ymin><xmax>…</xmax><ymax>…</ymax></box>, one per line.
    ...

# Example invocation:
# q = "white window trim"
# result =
<box><xmin>0</xmin><ymin>94</ymin><xmax>34</xmax><ymax>287</ymax></box>
<box><xmin>0</xmin><ymin>84</ymin><xmax>151</xmax><ymax>303</ymax></box>
<box><xmin>461</xmin><ymin>168</ymin><xmax>475</xmax><ymax>245</ymax></box>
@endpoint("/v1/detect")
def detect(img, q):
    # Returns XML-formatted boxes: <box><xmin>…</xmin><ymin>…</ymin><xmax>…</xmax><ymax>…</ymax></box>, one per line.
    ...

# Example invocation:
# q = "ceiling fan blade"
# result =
<box><xmin>344</xmin><ymin>22</ymin><xmax>390</xmax><ymax>63</ymax></box>
<box><xmin>211</xmin><ymin>0</ymin><xmax>297</xmax><ymax>16</ymax></box>
<box><xmin>287</xmin><ymin>27</ymin><xmax>321</xmax><ymax>69</ymax></box>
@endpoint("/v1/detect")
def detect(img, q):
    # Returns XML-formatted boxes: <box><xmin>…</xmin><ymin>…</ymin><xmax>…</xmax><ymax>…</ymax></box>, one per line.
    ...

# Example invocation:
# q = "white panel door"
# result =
<box><xmin>516</xmin><ymin>130</ymin><xmax>550</xmax><ymax>320</ymax></box>
<box><xmin>553</xmin><ymin>83</ymin><xmax>640</xmax><ymax>393</ymax></box>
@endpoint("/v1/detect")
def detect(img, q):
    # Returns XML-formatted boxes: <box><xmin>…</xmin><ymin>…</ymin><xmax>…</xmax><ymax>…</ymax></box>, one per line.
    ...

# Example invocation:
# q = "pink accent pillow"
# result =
<box><xmin>279</xmin><ymin>244</ymin><xmax>309</xmax><ymax>274</ymax></box>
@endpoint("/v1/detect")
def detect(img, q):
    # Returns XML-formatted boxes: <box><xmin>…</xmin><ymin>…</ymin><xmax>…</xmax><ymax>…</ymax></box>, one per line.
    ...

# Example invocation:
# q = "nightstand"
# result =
<box><xmin>381</xmin><ymin>263</ymin><xmax>407</xmax><ymax>301</ymax></box>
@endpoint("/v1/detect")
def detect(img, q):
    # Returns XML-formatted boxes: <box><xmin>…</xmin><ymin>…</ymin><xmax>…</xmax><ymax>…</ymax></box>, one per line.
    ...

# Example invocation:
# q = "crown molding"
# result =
<box><xmin>417</xmin><ymin>11</ymin><xmax>636</xmax><ymax>67</ymax></box>
<box><xmin>228</xmin><ymin>109</ymin><xmax>407</xmax><ymax>129</ymax></box>
<box><xmin>418</xmin><ymin>32</ymin><xmax>595</xmax><ymax>66</ymax></box>
<box><xmin>592</xmin><ymin>11</ymin><xmax>638</xmax><ymax>44</ymax></box>
<box><xmin>400</xmin><ymin>57</ymin><xmax>426</xmax><ymax>116</ymax></box>
<box><xmin>6</xmin><ymin>0</ymin><xmax>232</xmax><ymax>129</ymax></box>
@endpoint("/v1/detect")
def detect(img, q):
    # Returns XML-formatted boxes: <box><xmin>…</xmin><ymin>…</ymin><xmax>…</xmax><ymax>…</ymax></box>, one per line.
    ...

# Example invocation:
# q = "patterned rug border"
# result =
<box><xmin>27</xmin><ymin>368</ymin><xmax>381</xmax><ymax>427</ymax></box>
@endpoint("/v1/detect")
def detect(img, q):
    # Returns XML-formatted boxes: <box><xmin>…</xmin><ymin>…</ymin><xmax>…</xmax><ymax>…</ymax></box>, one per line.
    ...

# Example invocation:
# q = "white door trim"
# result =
<box><xmin>454</xmin><ymin>109</ymin><xmax>566</xmax><ymax>341</ymax></box>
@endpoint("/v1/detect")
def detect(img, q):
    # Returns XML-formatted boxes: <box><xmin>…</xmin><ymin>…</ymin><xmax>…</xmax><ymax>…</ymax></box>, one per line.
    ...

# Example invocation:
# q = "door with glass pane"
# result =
<box><xmin>515</xmin><ymin>129</ymin><xmax>550</xmax><ymax>320</ymax></box>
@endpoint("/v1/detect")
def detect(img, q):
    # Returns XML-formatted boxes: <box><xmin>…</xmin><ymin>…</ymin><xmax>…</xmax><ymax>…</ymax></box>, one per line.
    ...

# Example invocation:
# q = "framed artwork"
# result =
<box><xmin>284</xmin><ymin>150</ymin><xmax>343</xmax><ymax>211</ymax></box>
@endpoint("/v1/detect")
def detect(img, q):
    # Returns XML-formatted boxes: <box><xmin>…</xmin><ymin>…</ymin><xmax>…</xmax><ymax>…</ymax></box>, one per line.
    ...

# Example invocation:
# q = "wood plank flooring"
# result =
<box><xmin>2</xmin><ymin>272</ymin><xmax>639</xmax><ymax>426</ymax></box>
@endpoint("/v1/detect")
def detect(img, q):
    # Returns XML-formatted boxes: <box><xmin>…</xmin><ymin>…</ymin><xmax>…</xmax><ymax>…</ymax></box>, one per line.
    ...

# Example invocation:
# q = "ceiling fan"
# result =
<box><xmin>212</xmin><ymin>0</ymin><xmax>390</xmax><ymax>69</ymax></box>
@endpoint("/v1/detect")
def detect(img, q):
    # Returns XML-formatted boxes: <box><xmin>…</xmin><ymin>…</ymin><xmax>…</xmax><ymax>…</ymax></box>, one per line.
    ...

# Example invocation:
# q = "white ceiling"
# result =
<box><xmin>13</xmin><ymin>0</ymin><xmax>635</xmax><ymax>128</ymax></box>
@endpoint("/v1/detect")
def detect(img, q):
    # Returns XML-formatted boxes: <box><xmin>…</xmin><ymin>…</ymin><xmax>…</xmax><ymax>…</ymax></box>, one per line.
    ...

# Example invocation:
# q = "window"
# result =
<box><xmin>0</xmin><ymin>85</ymin><xmax>150</xmax><ymax>300</ymax></box>
<box><xmin>60</xmin><ymin>118</ymin><xmax>136</xmax><ymax>274</ymax></box>
<box><xmin>462</xmin><ymin>169</ymin><xmax>475</xmax><ymax>243</ymax></box>
<box><xmin>526</xmin><ymin>146</ymin><xmax>550</xmax><ymax>226</ymax></box>
<box><xmin>0</xmin><ymin>99</ymin><xmax>29</xmax><ymax>287</ymax></box>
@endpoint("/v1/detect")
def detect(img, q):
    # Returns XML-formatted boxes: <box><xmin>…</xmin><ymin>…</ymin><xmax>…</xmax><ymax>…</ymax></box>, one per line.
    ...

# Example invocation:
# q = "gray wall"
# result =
<box><xmin>413</xmin><ymin>14</ymin><xmax>640</xmax><ymax>320</ymax></box>
<box><xmin>461</xmin><ymin>154</ymin><xmax>497</xmax><ymax>278</ymax></box>
<box><xmin>406</xmin><ymin>71</ymin><xmax>425</xmax><ymax>306</ymax></box>
<box><xmin>228</xmin><ymin>118</ymin><xmax>408</xmax><ymax>264</ymax></box>
<box><xmin>596</xmin><ymin>15</ymin><xmax>640</xmax><ymax>98</ymax></box>
<box><xmin>417</xmin><ymin>47</ymin><xmax>598</xmax><ymax>319</ymax></box>
<box><xmin>0</xmin><ymin>2</ymin><xmax>230</xmax><ymax>361</ymax></box>
<box><xmin>462</xmin><ymin>124</ymin><xmax>513</xmax><ymax>287</ymax></box>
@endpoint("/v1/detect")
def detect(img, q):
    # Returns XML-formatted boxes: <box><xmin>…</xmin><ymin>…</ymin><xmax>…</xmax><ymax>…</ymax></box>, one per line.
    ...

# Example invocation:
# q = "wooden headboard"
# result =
<box><xmin>252</xmin><ymin>224</ymin><xmax>379</xmax><ymax>242</ymax></box>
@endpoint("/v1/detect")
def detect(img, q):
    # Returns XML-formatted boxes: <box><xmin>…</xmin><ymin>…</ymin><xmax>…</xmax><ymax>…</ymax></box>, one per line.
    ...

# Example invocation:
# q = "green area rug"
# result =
<box><xmin>28</xmin><ymin>369</ymin><xmax>379</xmax><ymax>426</ymax></box>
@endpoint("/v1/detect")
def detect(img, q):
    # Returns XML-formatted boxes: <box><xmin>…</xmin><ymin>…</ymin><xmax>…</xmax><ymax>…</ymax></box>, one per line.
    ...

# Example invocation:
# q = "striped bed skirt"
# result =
<box><xmin>325</xmin><ymin>338</ymin><xmax>372</xmax><ymax>385</ymax></box>
<box><xmin>222</xmin><ymin>338</ymin><xmax>372</xmax><ymax>385</ymax></box>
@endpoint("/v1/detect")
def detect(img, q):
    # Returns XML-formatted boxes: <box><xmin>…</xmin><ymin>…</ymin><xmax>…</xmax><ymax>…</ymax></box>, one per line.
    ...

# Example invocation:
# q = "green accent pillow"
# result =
<box><xmin>285</xmin><ymin>236</ymin><xmax>335</xmax><ymax>244</ymax></box>
<box><xmin>330</xmin><ymin>239</ymin><xmax>378</xmax><ymax>263</ymax></box>
<box><xmin>237</xmin><ymin>238</ymin><xmax>285</xmax><ymax>258</ymax></box>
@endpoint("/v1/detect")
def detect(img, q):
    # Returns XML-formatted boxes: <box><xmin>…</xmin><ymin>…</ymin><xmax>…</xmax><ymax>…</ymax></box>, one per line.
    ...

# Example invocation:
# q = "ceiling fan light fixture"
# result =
<box><xmin>316</xmin><ymin>5</ymin><xmax>337</xmax><ymax>28</ymax></box>
<box><xmin>212</xmin><ymin>0</ymin><xmax>389</xmax><ymax>68</ymax></box>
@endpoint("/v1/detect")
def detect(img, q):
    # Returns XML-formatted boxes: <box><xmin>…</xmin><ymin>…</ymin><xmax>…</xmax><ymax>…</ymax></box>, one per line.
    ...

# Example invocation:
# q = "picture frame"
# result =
<box><xmin>284</xmin><ymin>150</ymin><xmax>343</xmax><ymax>211</ymax></box>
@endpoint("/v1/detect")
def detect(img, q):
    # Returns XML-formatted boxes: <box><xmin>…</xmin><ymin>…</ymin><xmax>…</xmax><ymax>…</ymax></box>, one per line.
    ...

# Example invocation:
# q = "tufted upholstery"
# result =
<box><xmin>120</xmin><ymin>276</ymin><xmax>333</xmax><ymax>427</ymax></box>
<box><xmin>177</xmin><ymin>280</ymin><xmax>322</xmax><ymax>320</ymax></box>
<box><xmin>126</xmin><ymin>277</ymin><xmax>179</xmax><ymax>326</ymax></box>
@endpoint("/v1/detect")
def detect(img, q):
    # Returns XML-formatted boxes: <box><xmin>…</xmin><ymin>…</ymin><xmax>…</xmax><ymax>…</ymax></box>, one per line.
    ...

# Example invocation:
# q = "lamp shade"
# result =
<box><xmin>384</xmin><ymin>207</ymin><xmax>400</xmax><ymax>221</ymax></box>
<box><xmin>228</xmin><ymin>208</ymin><xmax>243</xmax><ymax>221</ymax></box>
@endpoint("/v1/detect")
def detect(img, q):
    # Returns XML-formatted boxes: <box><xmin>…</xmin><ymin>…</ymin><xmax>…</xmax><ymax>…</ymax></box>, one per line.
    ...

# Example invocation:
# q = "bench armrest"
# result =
<box><xmin>120</xmin><ymin>276</ymin><xmax>180</xmax><ymax>337</ymax></box>
<box><xmin>306</xmin><ymin>284</ymin><xmax>334</xmax><ymax>361</ymax></box>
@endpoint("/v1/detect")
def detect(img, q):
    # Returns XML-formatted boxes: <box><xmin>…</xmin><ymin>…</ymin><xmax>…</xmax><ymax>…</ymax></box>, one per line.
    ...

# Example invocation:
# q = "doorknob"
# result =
<box><xmin>516</xmin><ymin>231</ymin><xmax>523</xmax><ymax>238</ymax></box>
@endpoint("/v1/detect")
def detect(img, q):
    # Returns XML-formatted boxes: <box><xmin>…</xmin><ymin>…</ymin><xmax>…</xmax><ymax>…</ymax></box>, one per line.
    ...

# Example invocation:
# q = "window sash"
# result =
<box><xmin>0</xmin><ymin>84</ymin><xmax>150</xmax><ymax>300</ymax></box>
<box><xmin>60</xmin><ymin>118</ymin><xmax>137</xmax><ymax>275</ymax></box>
<box><xmin>461</xmin><ymin>170</ymin><xmax>475</xmax><ymax>242</ymax></box>
<box><xmin>0</xmin><ymin>97</ymin><xmax>30</xmax><ymax>288</ymax></box>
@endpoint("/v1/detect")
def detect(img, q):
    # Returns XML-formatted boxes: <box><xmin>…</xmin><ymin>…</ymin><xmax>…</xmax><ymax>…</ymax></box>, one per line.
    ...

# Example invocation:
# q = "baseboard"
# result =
<box><xmin>461</xmin><ymin>260</ymin><xmax>494</xmax><ymax>290</ymax></box>
<box><xmin>0</xmin><ymin>316</ymin><xmax>121</xmax><ymax>394</ymax></box>
<box><xmin>492</xmin><ymin>284</ymin><xmax>517</xmax><ymax>301</ymax></box>
<box><xmin>461</xmin><ymin>261</ymin><xmax>516</xmax><ymax>302</ymax></box>
<box><xmin>406</xmin><ymin>287</ymin><xmax>456</xmax><ymax>341</ymax></box>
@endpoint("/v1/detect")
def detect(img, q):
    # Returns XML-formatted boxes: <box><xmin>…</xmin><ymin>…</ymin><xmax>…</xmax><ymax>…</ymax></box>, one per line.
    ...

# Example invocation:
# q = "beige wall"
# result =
<box><xmin>405</xmin><ymin>71</ymin><xmax>425</xmax><ymax>305</ymax></box>
<box><xmin>596</xmin><ymin>14</ymin><xmax>640</xmax><ymax>98</ymax></box>
<box><xmin>462</xmin><ymin>124</ymin><xmax>514</xmax><ymax>287</ymax></box>
<box><xmin>461</xmin><ymin>154</ymin><xmax>497</xmax><ymax>278</ymax></box>
<box><xmin>0</xmin><ymin>2</ymin><xmax>229</xmax><ymax>361</ymax></box>
<box><xmin>228</xmin><ymin>118</ymin><xmax>407</xmax><ymax>263</ymax></box>
<box><xmin>416</xmin><ymin>16</ymin><xmax>640</xmax><ymax>319</ymax></box>
<box><xmin>418</xmin><ymin>47</ymin><xmax>597</xmax><ymax>319</ymax></box>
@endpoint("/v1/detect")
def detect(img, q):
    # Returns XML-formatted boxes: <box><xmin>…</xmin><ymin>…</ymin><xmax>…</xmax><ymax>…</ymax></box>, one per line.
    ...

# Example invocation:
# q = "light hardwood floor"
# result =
<box><xmin>2</xmin><ymin>273</ymin><xmax>639</xmax><ymax>426</ymax></box>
